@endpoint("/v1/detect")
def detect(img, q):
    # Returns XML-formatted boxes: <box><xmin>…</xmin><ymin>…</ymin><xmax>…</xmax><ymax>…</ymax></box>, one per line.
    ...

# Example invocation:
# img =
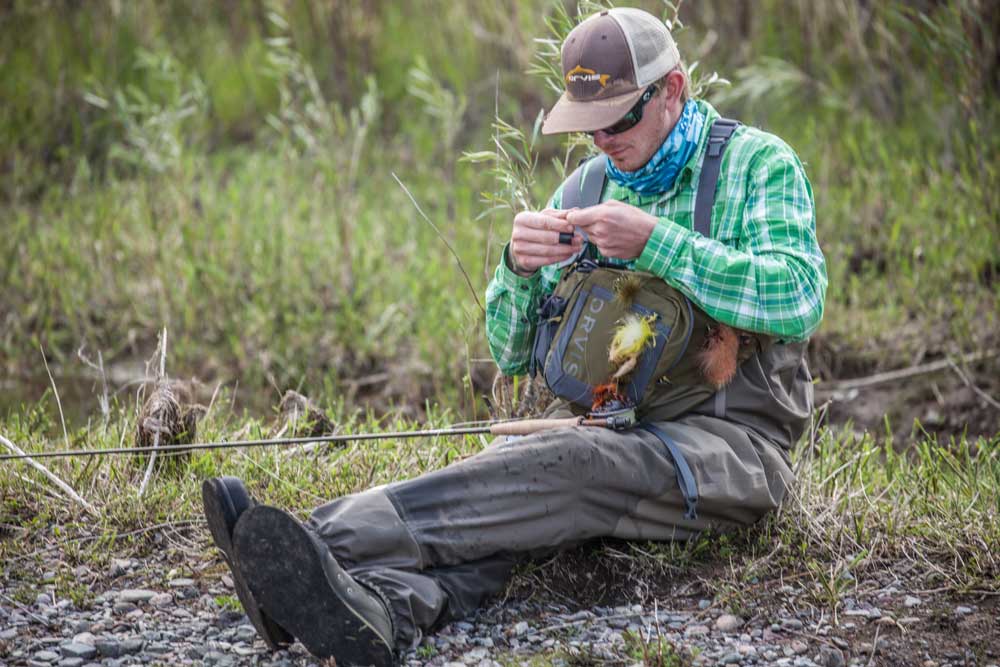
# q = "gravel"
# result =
<box><xmin>5</xmin><ymin>588</ymin><xmax>848</xmax><ymax>667</ymax></box>
<box><xmin>2</xmin><ymin>553</ymin><xmax>997</xmax><ymax>667</ymax></box>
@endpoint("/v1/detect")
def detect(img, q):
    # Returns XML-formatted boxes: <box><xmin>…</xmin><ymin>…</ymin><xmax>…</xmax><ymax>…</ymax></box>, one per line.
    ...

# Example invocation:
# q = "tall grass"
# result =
<box><xmin>1</xmin><ymin>0</ymin><xmax>997</xmax><ymax>420</ymax></box>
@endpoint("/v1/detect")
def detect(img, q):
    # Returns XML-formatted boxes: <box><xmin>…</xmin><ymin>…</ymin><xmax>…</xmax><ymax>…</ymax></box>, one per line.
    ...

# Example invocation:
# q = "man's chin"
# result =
<box><xmin>609</xmin><ymin>156</ymin><xmax>638</xmax><ymax>172</ymax></box>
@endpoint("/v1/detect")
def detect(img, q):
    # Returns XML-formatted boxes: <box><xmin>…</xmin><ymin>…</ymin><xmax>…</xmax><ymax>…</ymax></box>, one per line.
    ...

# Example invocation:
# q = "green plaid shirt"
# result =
<box><xmin>486</xmin><ymin>100</ymin><xmax>827</xmax><ymax>376</ymax></box>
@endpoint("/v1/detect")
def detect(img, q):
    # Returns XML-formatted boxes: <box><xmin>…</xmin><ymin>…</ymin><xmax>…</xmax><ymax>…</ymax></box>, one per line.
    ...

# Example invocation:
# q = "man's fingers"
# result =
<box><xmin>515</xmin><ymin>210</ymin><xmax>574</xmax><ymax>233</ymax></box>
<box><xmin>540</xmin><ymin>207</ymin><xmax>571</xmax><ymax>220</ymax></box>
<box><xmin>512</xmin><ymin>227</ymin><xmax>580</xmax><ymax>245</ymax></box>
<box><xmin>565</xmin><ymin>206</ymin><xmax>602</xmax><ymax>228</ymax></box>
<box><xmin>514</xmin><ymin>241</ymin><xmax>581</xmax><ymax>260</ymax></box>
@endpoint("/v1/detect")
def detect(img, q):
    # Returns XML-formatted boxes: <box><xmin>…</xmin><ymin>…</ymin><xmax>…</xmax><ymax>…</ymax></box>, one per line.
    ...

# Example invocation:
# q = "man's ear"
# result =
<box><xmin>664</xmin><ymin>69</ymin><xmax>686</xmax><ymax>104</ymax></box>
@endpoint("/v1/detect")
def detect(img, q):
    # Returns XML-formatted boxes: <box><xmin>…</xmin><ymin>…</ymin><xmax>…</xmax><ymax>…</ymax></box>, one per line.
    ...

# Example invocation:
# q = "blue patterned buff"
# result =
<box><xmin>605</xmin><ymin>99</ymin><xmax>705</xmax><ymax>195</ymax></box>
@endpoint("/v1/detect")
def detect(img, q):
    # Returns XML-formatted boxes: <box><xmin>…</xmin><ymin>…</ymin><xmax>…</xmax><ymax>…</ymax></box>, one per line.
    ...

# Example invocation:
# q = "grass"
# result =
<box><xmin>1</xmin><ymin>1</ymin><xmax>998</xmax><ymax>661</ymax></box>
<box><xmin>2</xmin><ymin>401</ymin><xmax>996</xmax><ymax>594</ymax></box>
<box><xmin>2</xmin><ymin>0</ymin><xmax>997</xmax><ymax>420</ymax></box>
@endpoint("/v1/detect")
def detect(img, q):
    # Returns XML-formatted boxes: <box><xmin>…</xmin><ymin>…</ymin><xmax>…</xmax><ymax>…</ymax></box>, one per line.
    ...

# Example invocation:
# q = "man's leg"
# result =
<box><xmin>306</xmin><ymin>414</ymin><xmax>794</xmax><ymax>648</ymax></box>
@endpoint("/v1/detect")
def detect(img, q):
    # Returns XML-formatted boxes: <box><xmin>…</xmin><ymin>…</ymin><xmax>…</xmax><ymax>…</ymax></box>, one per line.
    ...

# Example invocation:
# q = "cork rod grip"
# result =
<box><xmin>489</xmin><ymin>417</ymin><xmax>583</xmax><ymax>436</ymax></box>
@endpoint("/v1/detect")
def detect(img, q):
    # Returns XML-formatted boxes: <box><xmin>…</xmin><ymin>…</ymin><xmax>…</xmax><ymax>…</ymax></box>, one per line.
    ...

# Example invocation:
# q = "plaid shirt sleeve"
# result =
<box><xmin>635</xmin><ymin>140</ymin><xmax>827</xmax><ymax>341</ymax></box>
<box><xmin>484</xmin><ymin>244</ymin><xmax>547</xmax><ymax>376</ymax></box>
<box><xmin>485</xmin><ymin>187</ymin><xmax>568</xmax><ymax>376</ymax></box>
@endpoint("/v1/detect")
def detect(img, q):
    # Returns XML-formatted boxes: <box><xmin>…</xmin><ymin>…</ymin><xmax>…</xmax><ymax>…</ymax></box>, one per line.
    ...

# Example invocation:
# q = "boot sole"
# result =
<box><xmin>233</xmin><ymin>505</ymin><xmax>394</xmax><ymax>666</ymax></box>
<box><xmin>201</xmin><ymin>478</ymin><xmax>292</xmax><ymax>649</ymax></box>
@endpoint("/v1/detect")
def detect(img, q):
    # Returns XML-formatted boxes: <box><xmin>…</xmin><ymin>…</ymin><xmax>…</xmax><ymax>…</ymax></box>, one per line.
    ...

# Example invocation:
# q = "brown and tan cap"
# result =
<box><xmin>542</xmin><ymin>8</ymin><xmax>680</xmax><ymax>135</ymax></box>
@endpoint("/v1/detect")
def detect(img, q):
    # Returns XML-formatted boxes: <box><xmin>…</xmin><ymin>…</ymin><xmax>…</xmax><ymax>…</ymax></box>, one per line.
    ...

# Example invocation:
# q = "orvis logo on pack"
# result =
<box><xmin>565</xmin><ymin>65</ymin><xmax>610</xmax><ymax>88</ymax></box>
<box><xmin>564</xmin><ymin>294</ymin><xmax>607</xmax><ymax>376</ymax></box>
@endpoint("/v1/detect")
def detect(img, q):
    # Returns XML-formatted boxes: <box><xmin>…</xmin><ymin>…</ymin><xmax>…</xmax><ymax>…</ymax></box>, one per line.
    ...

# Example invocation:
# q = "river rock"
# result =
<box><xmin>118</xmin><ymin>590</ymin><xmax>157</xmax><ymax>604</ymax></box>
<box><xmin>59</xmin><ymin>642</ymin><xmax>96</xmax><ymax>659</ymax></box>
<box><xmin>715</xmin><ymin>614</ymin><xmax>744</xmax><ymax>633</ymax></box>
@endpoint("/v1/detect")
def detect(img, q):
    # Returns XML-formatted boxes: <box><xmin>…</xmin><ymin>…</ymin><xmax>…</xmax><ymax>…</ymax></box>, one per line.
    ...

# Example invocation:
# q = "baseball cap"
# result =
<box><xmin>541</xmin><ymin>8</ymin><xmax>680</xmax><ymax>135</ymax></box>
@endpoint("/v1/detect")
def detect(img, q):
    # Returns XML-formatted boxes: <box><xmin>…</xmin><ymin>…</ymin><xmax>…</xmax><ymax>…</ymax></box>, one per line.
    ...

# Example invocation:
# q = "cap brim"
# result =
<box><xmin>541</xmin><ymin>87</ymin><xmax>646</xmax><ymax>135</ymax></box>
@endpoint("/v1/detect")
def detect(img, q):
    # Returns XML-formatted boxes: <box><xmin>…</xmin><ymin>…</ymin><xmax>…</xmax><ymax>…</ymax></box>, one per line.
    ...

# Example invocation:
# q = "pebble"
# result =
<box><xmin>685</xmin><ymin>624</ymin><xmax>710</xmax><ymax>637</ymax></box>
<box><xmin>108</xmin><ymin>559</ymin><xmax>131</xmax><ymax>577</ymax></box>
<box><xmin>118</xmin><ymin>589</ymin><xmax>157</xmax><ymax>604</ymax></box>
<box><xmin>94</xmin><ymin>640</ymin><xmax>120</xmax><ymax>658</ymax></box>
<box><xmin>122</xmin><ymin>638</ymin><xmax>144</xmax><ymax>654</ymax></box>
<box><xmin>236</xmin><ymin>624</ymin><xmax>258</xmax><ymax>642</ymax></box>
<box><xmin>150</xmin><ymin>593</ymin><xmax>174</xmax><ymax>607</ymax></box>
<box><xmin>903</xmin><ymin>595</ymin><xmax>922</xmax><ymax>608</ymax></box>
<box><xmin>817</xmin><ymin>646</ymin><xmax>846</xmax><ymax>667</ymax></box>
<box><xmin>71</xmin><ymin>632</ymin><xmax>96</xmax><ymax>646</ymax></box>
<box><xmin>715</xmin><ymin>614</ymin><xmax>743</xmax><ymax>633</ymax></box>
<box><xmin>790</xmin><ymin>639</ymin><xmax>809</xmax><ymax>655</ymax></box>
<box><xmin>781</xmin><ymin>618</ymin><xmax>804</xmax><ymax>631</ymax></box>
<box><xmin>954</xmin><ymin>606</ymin><xmax>973</xmax><ymax>616</ymax></box>
<box><xmin>59</xmin><ymin>642</ymin><xmax>97</xmax><ymax>659</ymax></box>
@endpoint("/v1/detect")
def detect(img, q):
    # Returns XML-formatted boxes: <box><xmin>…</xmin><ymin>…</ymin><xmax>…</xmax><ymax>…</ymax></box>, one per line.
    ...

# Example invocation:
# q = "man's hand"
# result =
<box><xmin>566</xmin><ymin>200</ymin><xmax>658</xmax><ymax>260</ymax></box>
<box><xmin>509</xmin><ymin>208</ymin><xmax>583</xmax><ymax>275</ymax></box>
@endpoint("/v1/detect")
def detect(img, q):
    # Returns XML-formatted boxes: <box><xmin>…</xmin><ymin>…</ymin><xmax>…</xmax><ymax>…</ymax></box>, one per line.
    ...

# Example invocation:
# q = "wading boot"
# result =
<box><xmin>201</xmin><ymin>477</ymin><xmax>293</xmax><ymax>649</ymax></box>
<box><xmin>232</xmin><ymin>505</ymin><xmax>395</xmax><ymax>667</ymax></box>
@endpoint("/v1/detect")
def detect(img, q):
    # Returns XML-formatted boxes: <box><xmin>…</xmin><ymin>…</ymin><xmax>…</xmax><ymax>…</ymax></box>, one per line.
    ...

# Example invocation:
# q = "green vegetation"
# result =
<box><xmin>2</xmin><ymin>0</ymin><xmax>995</xmax><ymax>416</ymax></box>
<box><xmin>0</xmin><ymin>0</ymin><xmax>997</xmax><ymax>655</ymax></box>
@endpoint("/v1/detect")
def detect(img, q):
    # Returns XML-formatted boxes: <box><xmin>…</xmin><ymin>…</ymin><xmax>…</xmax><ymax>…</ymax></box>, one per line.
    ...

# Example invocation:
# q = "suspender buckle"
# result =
<box><xmin>707</xmin><ymin>136</ymin><xmax>727</xmax><ymax>157</ymax></box>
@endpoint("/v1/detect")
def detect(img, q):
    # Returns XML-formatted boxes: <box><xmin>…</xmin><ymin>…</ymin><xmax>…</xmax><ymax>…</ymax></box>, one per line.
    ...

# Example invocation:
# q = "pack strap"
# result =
<box><xmin>561</xmin><ymin>156</ymin><xmax>607</xmax><ymax>210</ymax></box>
<box><xmin>638</xmin><ymin>423</ymin><xmax>699</xmax><ymax>520</ymax></box>
<box><xmin>693</xmin><ymin>118</ymin><xmax>740</xmax><ymax>238</ymax></box>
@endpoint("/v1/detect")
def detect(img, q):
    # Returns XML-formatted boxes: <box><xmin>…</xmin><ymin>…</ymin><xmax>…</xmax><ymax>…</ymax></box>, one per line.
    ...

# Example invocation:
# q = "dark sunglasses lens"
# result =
<box><xmin>605</xmin><ymin>112</ymin><xmax>640</xmax><ymax>135</ymax></box>
<box><xmin>589</xmin><ymin>85</ymin><xmax>656</xmax><ymax>136</ymax></box>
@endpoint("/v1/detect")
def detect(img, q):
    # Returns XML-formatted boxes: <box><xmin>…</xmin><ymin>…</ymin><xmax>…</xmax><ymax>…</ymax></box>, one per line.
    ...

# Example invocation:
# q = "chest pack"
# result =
<box><xmin>530</xmin><ymin>259</ymin><xmax>720</xmax><ymax>421</ymax></box>
<box><xmin>528</xmin><ymin>118</ymin><xmax>743</xmax><ymax>519</ymax></box>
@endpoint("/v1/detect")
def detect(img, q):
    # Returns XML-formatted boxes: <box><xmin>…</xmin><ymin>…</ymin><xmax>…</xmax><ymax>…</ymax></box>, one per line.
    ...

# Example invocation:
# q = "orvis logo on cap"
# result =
<box><xmin>565</xmin><ymin>64</ymin><xmax>610</xmax><ymax>87</ymax></box>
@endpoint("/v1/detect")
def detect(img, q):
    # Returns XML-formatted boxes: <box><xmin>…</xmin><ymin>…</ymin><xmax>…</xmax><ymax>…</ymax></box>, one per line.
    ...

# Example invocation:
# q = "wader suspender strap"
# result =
<box><xmin>558</xmin><ymin>118</ymin><xmax>740</xmax><ymax>522</ymax></box>
<box><xmin>693</xmin><ymin>118</ymin><xmax>740</xmax><ymax>237</ymax></box>
<box><xmin>561</xmin><ymin>156</ymin><xmax>608</xmax><ymax>210</ymax></box>
<box><xmin>639</xmin><ymin>424</ymin><xmax>699</xmax><ymax>520</ymax></box>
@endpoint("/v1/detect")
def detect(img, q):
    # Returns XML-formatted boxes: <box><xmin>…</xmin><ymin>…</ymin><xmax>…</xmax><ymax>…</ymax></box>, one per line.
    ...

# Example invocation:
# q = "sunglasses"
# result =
<box><xmin>588</xmin><ymin>84</ymin><xmax>659</xmax><ymax>136</ymax></box>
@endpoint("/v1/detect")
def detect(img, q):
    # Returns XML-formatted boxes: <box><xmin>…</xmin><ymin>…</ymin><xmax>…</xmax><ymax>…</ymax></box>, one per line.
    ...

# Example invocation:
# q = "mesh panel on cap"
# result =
<box><xmin>609</xmin><ymin>8</ymin><xmax>679</xmax><ymax>86</ymax></box>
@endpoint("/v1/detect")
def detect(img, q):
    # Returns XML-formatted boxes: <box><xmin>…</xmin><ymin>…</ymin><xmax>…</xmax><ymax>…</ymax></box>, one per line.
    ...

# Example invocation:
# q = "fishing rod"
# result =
<box><xmin>0</xmin><ymin>407</ymin><xmax>637</xmax><ymax>462</ymax></box>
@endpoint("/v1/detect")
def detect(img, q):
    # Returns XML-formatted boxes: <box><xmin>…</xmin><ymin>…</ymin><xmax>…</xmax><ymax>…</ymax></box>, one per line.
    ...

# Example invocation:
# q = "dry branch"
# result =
<box><xmin>819</xmin><ymin>349</ymin><xmax>999</xmax><ymax>393</ymax></box>
<box><xmin>0</xmin><ymin>433</ymin><xmax>97</xmax><ymax>515</ymax></box>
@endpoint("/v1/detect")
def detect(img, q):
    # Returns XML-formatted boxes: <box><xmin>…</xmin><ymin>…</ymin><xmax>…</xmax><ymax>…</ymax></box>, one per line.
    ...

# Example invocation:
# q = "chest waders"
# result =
<box><xmin>533</xmin><ymin>118</ymin><xmax>742</xmax><ymax>520</ymax></box>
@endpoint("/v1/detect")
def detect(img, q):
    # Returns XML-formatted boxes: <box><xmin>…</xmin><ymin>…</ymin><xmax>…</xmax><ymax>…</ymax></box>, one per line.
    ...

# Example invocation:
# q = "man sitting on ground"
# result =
<box><xmin>202</xmin><ymin>8</ymin><xmax>826</xmax><ymax>666</ymax></box>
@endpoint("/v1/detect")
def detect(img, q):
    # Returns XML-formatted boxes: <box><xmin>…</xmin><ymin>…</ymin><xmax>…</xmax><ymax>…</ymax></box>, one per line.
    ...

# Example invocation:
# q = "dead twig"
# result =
<box><xmin>819</xmin><ymin>349</ymin><xmax>999</xmax><ymax>393</ymax></box>
<box><xmin>8</xmin><ymin>519</ymin><xmax>204</xmax><ymax>563</ymax></box>
<box><xmin>0</xmin><ymin>433</ymin><xmax>97</xmax><ymax>516</ymax></box>
<box><xmin>526</xmin><ymin>610</ymin><xmax>643</xmax><ymax>637</ymax></box>
<box><xmin>0</xmin><ymin>592</ymin><xmax>56</xmax><ymax>628</ymax></box>
<box><xmin>946</xmin><ymin>357</ymin><xmax>1000</xmax><ymax>411</ymax></box>
<box><xmin>865</xmin><ymin>621</ymin><xmax>882</xmax><ymax>667</ymax></box>
<box><xmin>39</xmin><ymin>345</ymin><xmax>70</xmax><ymax>451</ymax></box>
<box><xmin>77</xmin><ymin>343</ymin><xmax>110</xmax><ymax>427</ymax></box>
<box><xmin>138</xmin><ymin>328</ymin><xmax>169</xmax><ymax>497</ymax></box>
